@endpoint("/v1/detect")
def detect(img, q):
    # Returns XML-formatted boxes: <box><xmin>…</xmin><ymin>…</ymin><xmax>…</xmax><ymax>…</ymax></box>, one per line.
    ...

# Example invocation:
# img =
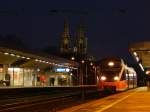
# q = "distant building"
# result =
<box><xmin>60</xmin><ymin>17</ymin><xmax>88</xmax><ymax>61</ymax></box>
<box><xmin>75</xmin><ymin>18</ymin><xmax>87</xmax><ymax>55</ymax></box>
<box><xmin>60</xmin><ymin>17</ymin><xmax>72</xmax><ymax>54</ymax></box>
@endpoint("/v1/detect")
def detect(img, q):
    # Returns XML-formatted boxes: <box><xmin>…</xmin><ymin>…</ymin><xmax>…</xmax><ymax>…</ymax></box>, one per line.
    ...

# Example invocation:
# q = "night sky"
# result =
<box><xmin>0</xmin><ymin>0</ymin><xmax>150</xmax><ymax>63</ymax></box>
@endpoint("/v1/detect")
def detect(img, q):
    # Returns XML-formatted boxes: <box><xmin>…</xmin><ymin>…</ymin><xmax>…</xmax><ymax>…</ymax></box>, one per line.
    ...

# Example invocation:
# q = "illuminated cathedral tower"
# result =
<box><xmin>76</xmin><ymin>18</ymin><xmax>87</xmax><ymax>56</ymax></box>
<box><xmin>60</xmin><ymin>17</ymin><xmax>72</xmax><ymax>54</ymax></box>
<box><xmin>60</xmin><ymin>17</ymin><xmax>88</xmax><ymax>60</ymax></box>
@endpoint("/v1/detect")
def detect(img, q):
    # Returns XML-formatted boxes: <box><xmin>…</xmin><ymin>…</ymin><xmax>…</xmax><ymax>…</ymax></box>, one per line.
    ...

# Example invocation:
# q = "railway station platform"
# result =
<box><xmin>60</xmin><ymin>87</ymin><xmax>150</xmax><ymax>112</ymax></box>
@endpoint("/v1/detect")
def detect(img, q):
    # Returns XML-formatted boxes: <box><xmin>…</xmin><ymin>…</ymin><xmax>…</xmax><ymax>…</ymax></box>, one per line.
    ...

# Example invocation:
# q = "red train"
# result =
<box><xmin>97</xmin><ymin>57</ymin><xmax>137</xmax><ymax>92</ymax></box>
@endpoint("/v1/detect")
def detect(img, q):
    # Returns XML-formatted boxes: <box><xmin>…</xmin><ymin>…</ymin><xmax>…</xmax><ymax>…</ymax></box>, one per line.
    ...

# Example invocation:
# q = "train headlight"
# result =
<box><xmin>101</xmin><ymin>76</ymin><xmax>106</xmax><ymax>81</ymax></box>
<box><xmin>114</xmin><ymin>76</ymin><xmax>119</xmax><ymax>81</ymax></box>
<box><xmin>146</xmin><ymin>70</ymin><xmax>150</xmax><ymax>75</ymax></box>
<box><xmin>108</xmin><ymin>61</ymin><xmax>114</xmax><ymax>67</ymax></box>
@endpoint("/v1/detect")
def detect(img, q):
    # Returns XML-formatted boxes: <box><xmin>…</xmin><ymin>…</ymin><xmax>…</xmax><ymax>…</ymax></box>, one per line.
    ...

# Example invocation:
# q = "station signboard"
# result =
<box><xmin>55</xmin><ymin>68</ymin><xmax>70</xmax><ymax>72</ymax></box>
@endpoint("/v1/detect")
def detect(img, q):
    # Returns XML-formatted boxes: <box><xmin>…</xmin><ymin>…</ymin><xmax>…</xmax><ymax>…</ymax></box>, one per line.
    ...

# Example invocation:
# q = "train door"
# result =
<box><xmin>126</xmin><ymin>70</ymin><xmax>137</xmax><ymax>89</ymax></box>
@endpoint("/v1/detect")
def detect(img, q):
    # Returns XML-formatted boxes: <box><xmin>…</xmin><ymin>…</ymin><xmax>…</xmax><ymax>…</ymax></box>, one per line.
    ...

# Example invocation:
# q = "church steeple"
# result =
<box><xmin>76</xmin><ymin>18</ymin><xmax>87</xmax><ymax>55</ymax></box>
<box><xmin>60</xmin><ymin>17</ymin><xmax>72</xmax><ymax>53</ymax></box>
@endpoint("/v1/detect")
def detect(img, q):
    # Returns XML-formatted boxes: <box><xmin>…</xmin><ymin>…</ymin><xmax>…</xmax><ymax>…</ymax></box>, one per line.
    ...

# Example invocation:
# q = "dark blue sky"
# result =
<box><xmin>0</xmin><ymin>0</ymin><xmax>150</xmax><ymax>62</ymax></box>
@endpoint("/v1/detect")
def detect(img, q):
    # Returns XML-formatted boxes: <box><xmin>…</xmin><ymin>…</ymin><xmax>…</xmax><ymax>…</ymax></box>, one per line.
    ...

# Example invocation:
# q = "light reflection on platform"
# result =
<box><xmin>60</xmin><ymin>87</ymin><xmax>150</xmax><ymax>112</ymax></box>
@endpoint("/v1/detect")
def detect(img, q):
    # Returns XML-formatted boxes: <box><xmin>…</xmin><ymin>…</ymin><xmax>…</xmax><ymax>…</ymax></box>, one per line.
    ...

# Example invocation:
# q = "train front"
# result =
<box><xmin>97</xmin><ymin>58</ymin><xmax>128</xmax><ymax>92</ymax></box>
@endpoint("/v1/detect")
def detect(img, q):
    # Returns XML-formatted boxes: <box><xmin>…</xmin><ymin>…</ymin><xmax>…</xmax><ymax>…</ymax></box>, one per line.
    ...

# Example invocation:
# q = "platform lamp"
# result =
<box><xmin>81</xmin><ymin>60</ymin><xmax>85</xmax><ymax>85</ymax></box>
<box><xmin>81</xmin><ymin>60</ymin><xmax>85</xmax><ymax>101</ymax></box>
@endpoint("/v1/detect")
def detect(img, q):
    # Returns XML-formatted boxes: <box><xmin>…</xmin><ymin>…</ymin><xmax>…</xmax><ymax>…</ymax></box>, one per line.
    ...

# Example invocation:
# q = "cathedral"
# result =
<box><xmin>60</xmin><ymin>17</ymin><xmax>88</xmax><ymax>61</ymax></box>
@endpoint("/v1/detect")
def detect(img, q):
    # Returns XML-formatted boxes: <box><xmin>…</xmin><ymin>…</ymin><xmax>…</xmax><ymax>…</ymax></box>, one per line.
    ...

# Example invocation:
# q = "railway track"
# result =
<box><xmin>0</xmin><ymin>92</ymin><xmax>82</xmax><ymax>112</ymax></box>
<box><xmin>0</xmin><ymin>86</ymin><xmax>99</xmax><ymax>112</ymax></box>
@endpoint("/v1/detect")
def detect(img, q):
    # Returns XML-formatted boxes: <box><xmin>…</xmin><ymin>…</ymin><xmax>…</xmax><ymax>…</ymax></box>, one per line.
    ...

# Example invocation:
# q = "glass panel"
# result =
<box><xmin>8</xmin><ymin>68</ymin><xmax>23</xmax><ymax>86</ymax></box>
<box><xmin>8</xmin><ymin>68</ymin><xmax>14</xmax><ymax>86</ymax></box>
<box><xmin>24</xmin><ymin>69</ymin><xmax>33</xmax><ymax>87</ymax></box>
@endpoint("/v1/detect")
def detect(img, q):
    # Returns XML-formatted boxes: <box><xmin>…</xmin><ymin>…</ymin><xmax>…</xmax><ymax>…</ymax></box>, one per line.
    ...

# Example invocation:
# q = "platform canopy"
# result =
<box><xmin>129</xmin><ymin>41</ymin><xmax>150</xmax><ymax>71</ymax></box>
<box><xmin>0</xmin><ymin>47</ymin><xmax>78</xmax><ymax>69</ymax></box>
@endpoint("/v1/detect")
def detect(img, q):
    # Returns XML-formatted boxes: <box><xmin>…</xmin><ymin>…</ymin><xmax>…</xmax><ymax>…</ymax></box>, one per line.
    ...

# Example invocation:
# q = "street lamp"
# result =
<box><xmin>71</xmin><ymin>56</ymin><xmax>75</xmax><ymax>61</ymax></box>
<box><xmin>70</xmin><ymin>56</ymin><xmax>79</xmax><ymax>86</ymax></box>
<box><xmin>80</xmin><ymin>60</ymin><xmax>86</xmax><ymax>101</ymax></box>
<box><xmin>81</xmin><ymin>60</ymin><xmax>85</xmax><ymax>85</ymax></box>
<box><xmin>93</xmin><ymin>66</ymin><xmax>97</xmax><ymax>85</ymax></box>
<box><xmin>81</xmin><ymin>60</ymin><xmax>88</xmax><ymax>85</ymax></box>
<box><xmin>81</xmin><ymin>60</ymin><xmax>85</xmax><ymax>64</ymax></box>
<box><xmin>90</xmin><ymin>62</ymin><xmax>93</xmax><ymax>66</ymax></box>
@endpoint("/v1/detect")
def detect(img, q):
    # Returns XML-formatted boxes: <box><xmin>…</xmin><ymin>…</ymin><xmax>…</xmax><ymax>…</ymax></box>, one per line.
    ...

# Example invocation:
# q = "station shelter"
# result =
<box><xmin>0</xmin><ymin>47</ymin><xmax>79</xmax><ymax>87</ymax></box>
<box><xmin>129</xmin><ymin>41</ymin><xmax>150</xmax><ymax>86</ymax></box>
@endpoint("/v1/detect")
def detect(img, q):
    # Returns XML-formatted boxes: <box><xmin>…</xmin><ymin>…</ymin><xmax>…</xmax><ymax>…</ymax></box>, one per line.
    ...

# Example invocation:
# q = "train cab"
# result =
<box><xmin>97</xmin><ymin>57</ymin><xmax>137</xmax><ymax>92</ymax></box>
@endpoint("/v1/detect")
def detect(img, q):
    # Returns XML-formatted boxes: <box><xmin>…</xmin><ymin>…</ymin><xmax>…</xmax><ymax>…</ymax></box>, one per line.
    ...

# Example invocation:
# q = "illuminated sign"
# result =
<box><xmin>56</xmin><ymin>68</ymin><xmax>70</xmax><ymax>72</ymax></box>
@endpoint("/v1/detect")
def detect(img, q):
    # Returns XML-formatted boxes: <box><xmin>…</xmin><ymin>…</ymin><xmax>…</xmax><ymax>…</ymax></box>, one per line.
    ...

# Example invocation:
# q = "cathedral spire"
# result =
<box><xmin>60</xmin><ymin>17</ymin><xmax>72</xmax><ymax>53</ymax></box>
<box><xmin>63</xmin><ymin>17</ymin><xmax>70</xmax><ymax>38</ymax></box>
<box><xmin>76</xmin><ymin>17</ymin><xmax>88</xmax><ymax>55</ymax></box>
<box><xmin>77</xmin><ymin>18</ymin><xmax>85</xmax><ymax>38</ymax></box>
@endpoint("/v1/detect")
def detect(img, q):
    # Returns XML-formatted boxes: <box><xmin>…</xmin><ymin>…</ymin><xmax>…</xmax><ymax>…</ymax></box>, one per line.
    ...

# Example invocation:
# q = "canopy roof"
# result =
<box><xmin>129</xmin><ymin>41</ymin><xmax>150</xmax><ymax>69</ymax></box>
<box><xmin>0</xmin><ymin>47</ymin><xmax>78</xmax><ymax>69</ymax></box>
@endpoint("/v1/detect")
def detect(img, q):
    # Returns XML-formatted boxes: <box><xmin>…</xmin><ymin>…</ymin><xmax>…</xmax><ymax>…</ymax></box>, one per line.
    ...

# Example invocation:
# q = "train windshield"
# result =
<box><xmin>101</xmin><ymin>68</ymin><xmax>121</xmax><ymax>81</ymax></box>
<box><xmin>99</xmin><ymin>59</ymin><xmax>122</xmax><ymax>81</ymax></box>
